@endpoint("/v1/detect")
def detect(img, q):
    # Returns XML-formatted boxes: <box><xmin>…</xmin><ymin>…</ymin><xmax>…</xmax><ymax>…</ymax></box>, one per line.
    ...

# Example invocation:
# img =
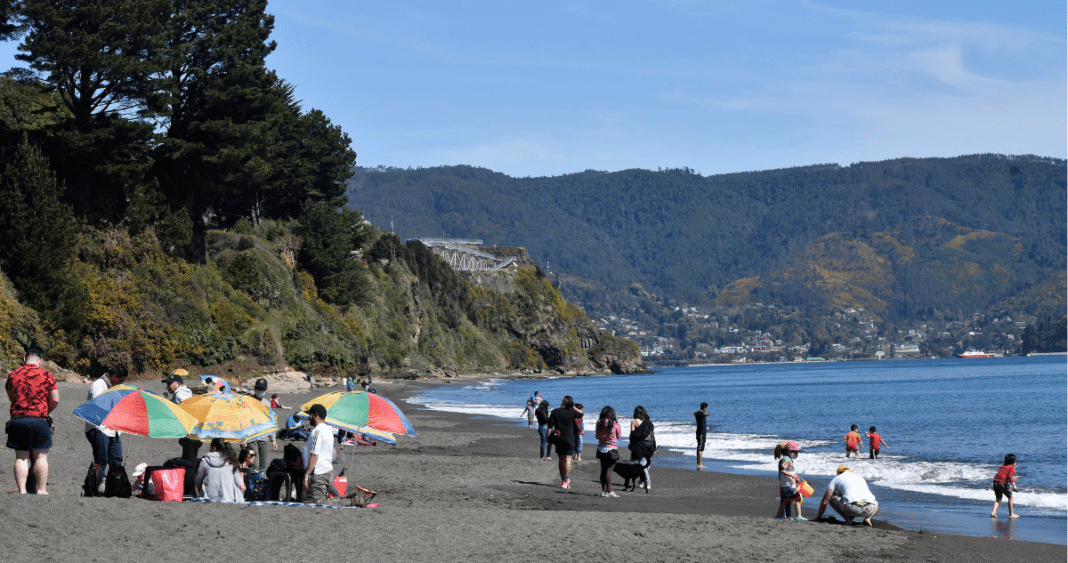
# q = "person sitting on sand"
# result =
<box><xmin>815</xmin><ymin>465</ymin><xmax>880</xmax><ymax>526</ymax></box>
<box><xmin>990</xmin><ymin>453</ymin><xmax>1020</xmax><ymax>519</ymax></box>
<box><xmin>270</xmin><ymin>394</ymin><xmax>291</xmax><ymax>409</ymax></box>
<box><xmin>285</xmin><ymin>413</ymin><xmax>311</xmax><ymax>441</ymax></box>
<box><xmin>196</xmin><ymin>438</ymin><xmax>244</xmax><ymax>502</ymax></box>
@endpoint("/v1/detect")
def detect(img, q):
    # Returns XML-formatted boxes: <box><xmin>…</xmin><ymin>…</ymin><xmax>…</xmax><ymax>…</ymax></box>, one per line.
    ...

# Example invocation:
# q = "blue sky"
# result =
<box><xmin>1</xmin><ymin>1</ymin><xmax>1064</xmax><ymax>177</ymax></box>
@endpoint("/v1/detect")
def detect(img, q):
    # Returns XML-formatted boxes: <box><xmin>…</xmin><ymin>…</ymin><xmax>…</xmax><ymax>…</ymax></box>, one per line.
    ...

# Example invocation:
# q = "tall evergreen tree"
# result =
<box><xmin>0</xmin><ymin>136</ymin><xmax>78</xmax><ymax>313</ymax></box>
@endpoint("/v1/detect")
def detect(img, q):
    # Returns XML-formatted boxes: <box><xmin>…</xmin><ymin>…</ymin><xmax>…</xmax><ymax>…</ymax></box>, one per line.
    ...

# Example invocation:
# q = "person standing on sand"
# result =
<box><xmin>85</xmin><ymin>364</ymin><xmax>128</xmax><ymax>480</ymax></box>
<box><xmin>843</xmin><ymin>424</ymin><xmax>863</xmax><ymax>458</ymax></box>
<box><xmin>535</xmin><ymin>400</ymin><xmax>552</xmax><ymax>460</ymax></box>
<box><xmin>990</xmin><ymin>454</ymin><xmax>1020</xmax><ymax>519</ymax></box>
<box><xmin>521</xmin><ymin>399</ymin><xmax>536</xmax><ymax>429</ymax></box>
<box><xmin>163</xmin><ymin>369</ymin><xmax>199</xmax><ymax>463</ymax></box>
<box><xmin>628</xmin><ymin>406</ymin><xmax>656</xmax><ymax>490</ymax></box>
<box><xmin>5</xmin><ymin>349</ymin><xmax>59</xmax><ymax>494</ymax></box>
<box><xmin>547</xmin><ymin>396</ymin><xmax>583</xmax><ymax>488</ymax></box>
<box><xmin>595</xmin><ymin>406</ymin><xmax>621</xmax><ymax>497</ymax></box>
<box><xmin>246</xmin><ymin>378</ymin><xmax>278</xmax><ymax>474</ymax></box>
<box><xmin>695</xmin><ymin>402</ymin><xmax>709</xmax><ymax>470</ymax></box>
<box><xmin>302</xmin><ymin>403</ymin><xmax>335</xmax><ymax>502</ymax></box>
<box><xmin>573</xmin><ymin>403</ymin><xmax>585</xmax><ymax>461</ymax></box>
<box><xmin>815</xmin><ymin>465</ymin><xmax>880</xmax><ymax>526</ymax></box>
<box><xmin>774</xmin><ymin>441</ymin><xmax>805</xmax><ymax>520</ymax></box>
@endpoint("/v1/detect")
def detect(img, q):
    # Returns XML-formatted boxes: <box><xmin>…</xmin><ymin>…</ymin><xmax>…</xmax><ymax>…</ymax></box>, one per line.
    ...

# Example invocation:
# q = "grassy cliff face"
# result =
<box><xmin>0</xmin><ymin>222</ymin><xmax>642</xmax><ymax>379</ymax></box>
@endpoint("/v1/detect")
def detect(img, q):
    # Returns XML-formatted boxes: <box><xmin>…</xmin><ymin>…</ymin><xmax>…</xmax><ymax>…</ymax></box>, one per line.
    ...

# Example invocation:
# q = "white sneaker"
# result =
<box><xmin>607</xmin><ymin>491</ymin><xmax>619</xmax><ymax>498</ymax></box>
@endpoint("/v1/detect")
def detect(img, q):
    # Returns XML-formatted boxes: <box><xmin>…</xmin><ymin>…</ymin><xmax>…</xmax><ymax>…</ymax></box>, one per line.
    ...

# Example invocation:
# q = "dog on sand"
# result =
<box><xmin>613</xmin><ymin>460</ymin><xmax>650</xmax><ymax>493</ymax></box>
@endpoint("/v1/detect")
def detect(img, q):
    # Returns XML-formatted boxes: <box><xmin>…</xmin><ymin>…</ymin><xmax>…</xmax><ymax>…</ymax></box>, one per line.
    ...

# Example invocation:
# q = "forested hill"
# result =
<box><xmin>346</xmin><ymin>155</ymin><xmax>1067</xmax><ymax>325</ymax></box>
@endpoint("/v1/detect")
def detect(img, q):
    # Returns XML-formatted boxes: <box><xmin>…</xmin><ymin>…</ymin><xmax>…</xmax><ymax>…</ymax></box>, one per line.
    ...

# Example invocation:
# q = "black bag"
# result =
<box><xmin>546</xmin><ymin>429</ymin><xmax>561</xmax><ymax>444</ymax></box>
<box><xmin>82</xmin><ymin>462</ymin><xmax>106</xmax><ymax>497</ymax></box>
<box><xmin>105</xmin><ymin>464</ymin><xmax>132</xmax><ymax>498</ymax></box>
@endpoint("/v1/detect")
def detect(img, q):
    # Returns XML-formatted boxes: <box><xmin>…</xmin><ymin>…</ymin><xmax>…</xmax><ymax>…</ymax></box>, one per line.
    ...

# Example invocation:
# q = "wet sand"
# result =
<box><xmin>0</xmin><ymin>377</ymin><xmax>1062</xmax><ymax>562</ymax></box>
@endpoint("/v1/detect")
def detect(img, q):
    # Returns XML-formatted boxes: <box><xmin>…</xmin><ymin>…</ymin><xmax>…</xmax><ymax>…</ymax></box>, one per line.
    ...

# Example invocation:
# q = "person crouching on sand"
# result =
<box><xmin>548</xmin><ymin>396</ymin><xmax>583</xmax><ymax>489</ymax></box>
<box><xmin>816</xmin><ymin>465</ymin><xmax>880</xmax><ymax>527</ymax></box>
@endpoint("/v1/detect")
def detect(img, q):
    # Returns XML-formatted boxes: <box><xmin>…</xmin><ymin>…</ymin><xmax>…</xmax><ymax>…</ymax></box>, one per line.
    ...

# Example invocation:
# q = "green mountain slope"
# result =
<box><xmin>346</xmin><ymin>155</ymin><xmax>1066</xmax><ymax>323</ymax></box>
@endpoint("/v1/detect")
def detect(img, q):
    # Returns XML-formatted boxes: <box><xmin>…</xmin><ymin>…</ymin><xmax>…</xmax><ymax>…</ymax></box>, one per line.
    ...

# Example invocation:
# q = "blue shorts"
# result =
<box><xmin>6</xmin><ymin>417</ymin><xmax>52</xmax><ymax>451</ymax></box>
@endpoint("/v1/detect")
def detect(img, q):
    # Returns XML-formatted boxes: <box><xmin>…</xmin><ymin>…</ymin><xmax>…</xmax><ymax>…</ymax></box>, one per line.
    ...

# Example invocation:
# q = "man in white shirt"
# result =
<box><xmin>162</xmin><ymin>369</ymin><xmax>193</xmax><ymax>404</ymax></box>
<box><xmin>85</xmin><ymin>365</ymin><xmax>128</xmax><ymax>481</ymax></box>
<box><xmin>301</xmin><ymin>404</ymin><xmax>334</xmax><ymax>503</ymax></box>
<box><xmin>815</xmin><ymin>465</ymin><xmax>881</xmax><ymax>527</ymax></box>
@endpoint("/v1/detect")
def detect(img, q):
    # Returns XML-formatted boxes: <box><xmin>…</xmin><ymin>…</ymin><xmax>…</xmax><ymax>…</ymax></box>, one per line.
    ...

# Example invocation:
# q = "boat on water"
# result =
<box><xmin>957</xmin><ymin>350</ymin><xmax>997</xmax><ymax>358</ymax></box>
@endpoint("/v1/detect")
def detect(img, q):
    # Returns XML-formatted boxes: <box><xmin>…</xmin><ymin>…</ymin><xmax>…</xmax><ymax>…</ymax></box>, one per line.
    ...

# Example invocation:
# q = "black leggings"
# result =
<box><xmin>597</xmin><ymin>450</ymin><xmax>618</xmax><ymax>491</ymax></box>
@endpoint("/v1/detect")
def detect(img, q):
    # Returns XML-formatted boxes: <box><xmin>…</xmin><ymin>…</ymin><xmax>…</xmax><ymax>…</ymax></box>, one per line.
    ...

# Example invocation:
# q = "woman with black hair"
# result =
<box><xmin>547</xmin><ymin>396</ymin><xmax>584</xmax><ymax>489</ymax></box>
<box><xmin>595</xmin><ymin>406</ymin><xmax>621</xmax><ymax>497</ymax></box>
<box><xmin>535</xmin><ymin>400</ymin><xmax>552</xmax><ymax>460</ymax></box>
<box><xmin>628</xmin><ymin>406</ymin><xmax>656</xmax><ymax>491</ymax></box>
<box><xmin>195</xmin><ymin>438</ymin><xmax>244</xmax><ymax>502</ymax></box>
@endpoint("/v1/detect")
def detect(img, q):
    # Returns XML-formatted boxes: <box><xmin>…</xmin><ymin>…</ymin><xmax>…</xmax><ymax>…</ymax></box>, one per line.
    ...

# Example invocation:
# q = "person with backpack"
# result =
<box><xmin>83</xmin><ymin>364</ymin><xmax>128</xmax><ymax>495</ymax></box>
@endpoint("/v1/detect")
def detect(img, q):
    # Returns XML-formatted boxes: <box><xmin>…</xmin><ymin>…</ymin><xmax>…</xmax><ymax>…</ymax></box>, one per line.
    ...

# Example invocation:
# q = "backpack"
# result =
<box><xmin>82</xmin><ymin>462</ymin><xmax>106</xmax><ymax>497</ymax></box>
<box><xmin>105</xmin><ymin>464</ymin><xmax>132</xmax><ymax>498</ymax></box>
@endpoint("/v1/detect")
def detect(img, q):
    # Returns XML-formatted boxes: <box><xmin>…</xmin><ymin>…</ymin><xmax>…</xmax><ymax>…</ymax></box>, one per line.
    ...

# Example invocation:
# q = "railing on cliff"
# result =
<box><xmin>411</xmin><ymin>238</ymin><xmax>517</xmax><ymax>271</ymax></box>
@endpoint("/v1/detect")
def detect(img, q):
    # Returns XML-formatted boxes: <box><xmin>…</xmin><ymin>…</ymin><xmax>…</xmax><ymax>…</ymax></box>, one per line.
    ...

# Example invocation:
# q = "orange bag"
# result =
<box><xmin>331</xmin><ymin>474</ymin><xmax>348</xmax><ymax>498</ymax></box>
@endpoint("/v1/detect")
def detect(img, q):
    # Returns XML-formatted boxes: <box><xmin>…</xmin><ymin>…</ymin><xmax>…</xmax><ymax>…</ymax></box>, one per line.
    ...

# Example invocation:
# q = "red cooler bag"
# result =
<box><xmin>148</xmin><ymin>467</ymin><xmax>185</xmax><ymax>501</ymax></box>
<box><xmin>330</xmin><ymin>474</ymin><xmax>347</xmax><ymax>498</ymax></box>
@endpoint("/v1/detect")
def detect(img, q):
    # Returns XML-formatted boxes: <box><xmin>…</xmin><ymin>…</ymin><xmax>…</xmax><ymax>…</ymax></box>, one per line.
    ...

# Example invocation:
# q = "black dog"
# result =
<box><xmin>613</xmin><ymin>460</ymin><xmax>650</xmax><ymax>493</ymax></box>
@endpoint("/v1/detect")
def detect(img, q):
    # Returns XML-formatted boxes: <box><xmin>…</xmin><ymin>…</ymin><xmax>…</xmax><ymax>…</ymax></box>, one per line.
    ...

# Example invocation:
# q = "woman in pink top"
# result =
<box><xmin>595</xmin><ymin>406</ymin><xmax>622</xmax><ymax>497</ymax></box>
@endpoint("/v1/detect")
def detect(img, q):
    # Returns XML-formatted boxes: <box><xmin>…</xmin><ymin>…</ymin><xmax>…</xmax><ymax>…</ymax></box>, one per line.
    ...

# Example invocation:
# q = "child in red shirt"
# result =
<box><xmin>843</xmin><ymin>424</ymin><xmax>863</xmax><ymax>458</ymax></box>
<box><xmin>991</xmin><ymin>453</ymin><xmax>1019</xmax><ymax>519</ymax></box>
<box><xmin>865</xmin><ymin>426</ymin><xmax>890</xmax><ymax>459</ymax></box>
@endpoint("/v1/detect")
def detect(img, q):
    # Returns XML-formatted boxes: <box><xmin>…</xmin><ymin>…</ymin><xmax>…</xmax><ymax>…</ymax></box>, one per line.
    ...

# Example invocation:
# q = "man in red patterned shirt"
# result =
<box><xmin>5</xmin><ymin>349</ymin><xmax>60</xmax><ymax>494</ymax></box>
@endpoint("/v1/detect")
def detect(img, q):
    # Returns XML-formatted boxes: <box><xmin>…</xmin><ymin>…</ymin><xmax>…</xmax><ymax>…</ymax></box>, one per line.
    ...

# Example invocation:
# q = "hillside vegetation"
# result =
<box><xmin>347</xmin><ymin>156</ymin><xmax>1066</xmax><ymax>327</ymax></box>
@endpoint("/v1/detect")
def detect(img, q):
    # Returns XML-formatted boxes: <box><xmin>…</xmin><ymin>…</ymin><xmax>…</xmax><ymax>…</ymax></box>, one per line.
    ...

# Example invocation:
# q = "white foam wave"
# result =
<box><xmin>410</xmin><ymin>392</ymin><xmax>1067</xmax><ymax>513</ymax></box>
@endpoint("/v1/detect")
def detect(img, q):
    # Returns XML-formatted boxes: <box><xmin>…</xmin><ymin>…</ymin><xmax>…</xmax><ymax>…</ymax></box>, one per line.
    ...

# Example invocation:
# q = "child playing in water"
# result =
<box><xmin>990</xmin><ymin>453</ymin><xmax>1020</xmax><ymax>519</ymax></box>
<box><xmin>520</xmin><ymin>400</ymin><xmax>536</xmax><ymax>429</ymax></box>
<box><xmin>843</xmin><ymin>424</ymin><xmax>863</xmax><ymax>458</ymax></box>
<box><xmin>865</xmin><ymin>426</ymin><xmax>889</xmax><ymax>459</ymax></box>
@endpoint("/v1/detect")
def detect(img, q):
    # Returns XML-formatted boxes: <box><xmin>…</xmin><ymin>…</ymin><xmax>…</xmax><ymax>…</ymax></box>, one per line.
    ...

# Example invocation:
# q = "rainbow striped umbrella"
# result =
<box><xmin>179</xmin><ymin>392</ymin><xmax>278</xmax><ymax>442</ymax></box>
<box><xmin>300</xmin><ymin>391</ymin><xmax>417</xmax><ymax>445</ymax></box>
<box><xmin>73</xmin><ymin>386</ymin><xmax>199</xmax><ymax>438</ymax></box>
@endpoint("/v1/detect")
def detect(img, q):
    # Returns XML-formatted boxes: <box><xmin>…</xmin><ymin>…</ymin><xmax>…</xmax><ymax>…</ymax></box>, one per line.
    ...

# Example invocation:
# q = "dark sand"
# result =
<box><xmin>0</xmin><ymin>377</ymin><xmax>1063</xmax><ymax>562</ymax></box>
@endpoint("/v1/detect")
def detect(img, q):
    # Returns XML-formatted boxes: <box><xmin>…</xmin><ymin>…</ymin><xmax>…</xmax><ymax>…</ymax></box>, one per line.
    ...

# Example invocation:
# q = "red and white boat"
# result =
<box><xmin>957</xmin><ymin>350</ymin><xmax>995</xmax><ymax>358</ymax></box>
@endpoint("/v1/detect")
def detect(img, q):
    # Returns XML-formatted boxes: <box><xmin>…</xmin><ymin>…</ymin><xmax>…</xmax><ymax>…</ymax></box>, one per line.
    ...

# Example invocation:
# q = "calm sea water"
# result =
<box><xmin>409</xmin><ymin>356</ymin><xmax>1067</xmax><ymax>544</ymax></box>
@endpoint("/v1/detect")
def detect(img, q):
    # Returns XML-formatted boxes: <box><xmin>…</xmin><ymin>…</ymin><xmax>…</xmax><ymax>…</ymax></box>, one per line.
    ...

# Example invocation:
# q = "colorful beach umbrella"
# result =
<box><xmin>199</xmin><ymin>375</ymin><xmax>231</xmax><ymax>393</ymax></box>
<box><xmin>73</xmin><ymin>387</ymin><xmax>199</xmax><ymax>438</ymax></box>
<box><xmin>300</xmin><ymin>391</ymin><xmax>417</xmax><ymax>445</ymax></box>
<box><xmin>179</xmin><ymin>392</ymin><xmax>277</xmax><ymax>442</ymax></box>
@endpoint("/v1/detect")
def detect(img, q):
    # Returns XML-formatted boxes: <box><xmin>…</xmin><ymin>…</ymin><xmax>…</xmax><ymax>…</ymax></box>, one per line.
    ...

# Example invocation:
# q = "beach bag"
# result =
<box><xmin>147</xmin><ymin>467</ymin><xmax>185</xmax><ymax>501</ymax></box>
<box><xmin>82</xmin><ymin>462</ymin><xmax>106</xmax><ymax>497</ymax></box>
<box><xmin>245</xmin><ymin>471</ymin><xmax>268</xmax><ymax>501</ymax></box>
<box><xmin>330</xmin><ymin>472</ymin><xmax>348</xmax><ymax>498</ymax></box>
<box><xmin>546</xmin><ymin>429</ymin><xmax>561</xmax><ymax>444</ymax></box>
<box><xmin>798</xmin><ymin>480</ymin><xmax>814</xmax><ymax>498</ymax></box>
<box><xmin>105</xmin><ymin>464</ymin><xmax>132</xmax><ymax>498</ymax></box>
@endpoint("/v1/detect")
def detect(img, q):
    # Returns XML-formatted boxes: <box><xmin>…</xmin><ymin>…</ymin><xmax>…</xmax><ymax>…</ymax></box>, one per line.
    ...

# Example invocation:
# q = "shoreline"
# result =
<box><xmin>0</xmin><ymin>377</ymin><xmax>1062</xmax><ymax>562</ymax></box>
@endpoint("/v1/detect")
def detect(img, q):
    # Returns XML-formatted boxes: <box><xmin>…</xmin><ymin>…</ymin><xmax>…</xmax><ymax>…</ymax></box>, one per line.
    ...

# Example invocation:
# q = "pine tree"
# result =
<box><xmin>0</xmin><ymin>136</ymin><xmax>78</xmax><ymax>312</ymax></box>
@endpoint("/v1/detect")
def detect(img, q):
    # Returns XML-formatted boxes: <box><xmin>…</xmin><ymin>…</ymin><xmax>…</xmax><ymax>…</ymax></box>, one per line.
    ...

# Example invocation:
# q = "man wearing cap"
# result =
<box><xmin>244</xmin><ymin>378</ymin><xmax>277</xmax><ymax>473</ymax></box>
<box><xmin>163</xmin><ymin>369</ymin><xmax>198</xmax><ymax>463</ymax></box>
<box><xmin>301</xmin><ymin>404</ymin><xmax>334</xmax><ymax>503</ymax></box>
<box><xmin>815</xmin><ymin>465</ymin><xmax>881</xmax><ymax>527</ymax></box>
<box><xmin>162</xmin><ymin>369</ymin><xmax>193</xmax><ymax>404</ymax></box>
<box><xmin>85</xmin><ymin>364</ymin><xmax>129</xmax><ymax>484</ymax></box>
<box><xmin>5</xmin><ymin>350</ymin><xmax>59</xmax><ymax>494</ymax></box>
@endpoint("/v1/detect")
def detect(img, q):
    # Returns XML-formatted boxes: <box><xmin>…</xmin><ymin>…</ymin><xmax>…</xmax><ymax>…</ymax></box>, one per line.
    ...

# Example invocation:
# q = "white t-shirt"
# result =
<box><xmin>826</xmin><ymin>471</ymin><xmax>876</xmax><ymax>504</ymax></box>
<box><xmin>85</xmin><ymin>376</ymin><xmax>117</xmax><ymax>437</ymax></box>
<box><xmin>170</xmin><ymin>385</ymin><xmax>193</xmax><ymax>404</ymax></box>
<box><xmin>303</xmin><ymin>423</ymin><xmax>334</xmax><ymax>475</ymax></box>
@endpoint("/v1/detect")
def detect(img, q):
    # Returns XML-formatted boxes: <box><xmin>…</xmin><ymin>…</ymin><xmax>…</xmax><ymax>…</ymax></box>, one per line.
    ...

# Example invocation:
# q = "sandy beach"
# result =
<box><xmin>0</xmin><ymin>376</ymin><xmax>1063</xmax><ymax>562</ymax></box>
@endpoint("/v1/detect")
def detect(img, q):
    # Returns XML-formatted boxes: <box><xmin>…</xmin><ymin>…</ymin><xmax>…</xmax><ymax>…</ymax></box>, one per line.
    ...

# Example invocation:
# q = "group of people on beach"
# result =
<box><xmin>521</xmin><ymin>389</ymin><xmax>1025</xmax><ymax>526</ymax></box>
<box><xmin>525</xmin><ymin>391</ymin><xmax>655</xmax><ymax>497</ymax></box>
<box><xmin>2</xmin><ymin>349</ymin><xmax>360</xmax><ymax>506</ymax></box>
